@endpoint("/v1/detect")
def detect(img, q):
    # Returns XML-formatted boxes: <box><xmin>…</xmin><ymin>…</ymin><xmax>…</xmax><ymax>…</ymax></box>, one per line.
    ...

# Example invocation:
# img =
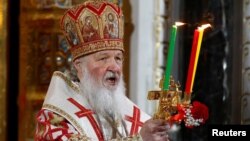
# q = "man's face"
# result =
<box><xmin>80</xmin><ymin>50</ymin><xmax>124</xmax><ymax>90</ymax></box>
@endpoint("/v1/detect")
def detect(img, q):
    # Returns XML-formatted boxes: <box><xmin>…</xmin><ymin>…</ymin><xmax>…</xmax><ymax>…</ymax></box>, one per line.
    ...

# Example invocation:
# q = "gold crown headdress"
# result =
<box><xmin>60</xmin><ymin>0</ymin><xmax>124</xmax><ymax>60</ymax></box>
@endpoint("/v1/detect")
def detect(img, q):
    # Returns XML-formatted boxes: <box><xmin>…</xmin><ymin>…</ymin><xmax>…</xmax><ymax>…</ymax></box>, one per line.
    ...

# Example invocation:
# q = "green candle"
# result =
<box><xmin>163</xmin><ymin>25</ymin><xmax>177</xmax><ymax>90</ymax></box>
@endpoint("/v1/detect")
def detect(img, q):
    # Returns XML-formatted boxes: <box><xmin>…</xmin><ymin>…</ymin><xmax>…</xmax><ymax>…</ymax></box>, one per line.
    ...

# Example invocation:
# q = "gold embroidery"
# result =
<box><xmin>72</xmin><ymin>40</ymin><xmax>124</xmax><ymax>60</ymax></box>
<box><xmin>43</xmin><ymin>104</ymin><xmax>85</xmax><ymax>136</ymax></box>
<box><xmin>60</xmin><ymin>1</ymin><xmax>124</xmax><ymax>60</ymax></box>
<box><xmin>53</xmin><ymin>71</ymin><xmax>80</xmax><ymax>93</ymax></box>
<box><xmin>68</xmin><ymin>134</ymin><xmax>91</xmax><ymax>141</ymax></box>
<box><xmin>109</xmin><ymin>134</ymin><xmax>143</xmax><ymax>141</ymax></box>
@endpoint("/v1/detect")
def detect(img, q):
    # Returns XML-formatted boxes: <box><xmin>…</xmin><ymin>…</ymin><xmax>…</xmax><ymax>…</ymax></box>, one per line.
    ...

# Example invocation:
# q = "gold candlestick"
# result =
<box><xmin>148</xmin><ymin>76</ymin><xmax>191</xmax><ymax>121</ymax></box>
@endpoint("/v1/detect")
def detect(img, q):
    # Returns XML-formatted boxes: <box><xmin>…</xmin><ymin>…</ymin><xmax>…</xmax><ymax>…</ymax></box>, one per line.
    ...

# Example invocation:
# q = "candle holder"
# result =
<box><xmin>148</xmin><ymin>76</ymin><xmax>191</xmax><ymax>121</ymax></box>
<box><xmin>148</xmin><ymin>76</ymin><xmax>209</xmax><ymax>128</ymax></box>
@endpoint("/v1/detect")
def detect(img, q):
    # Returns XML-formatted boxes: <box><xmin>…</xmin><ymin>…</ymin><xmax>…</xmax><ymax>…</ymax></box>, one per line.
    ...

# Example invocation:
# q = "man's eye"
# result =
<box><xmin>115</xmin><ymin>57</ymin><xmax>120</xmax><ymax>60</ymax></box>
<box><xmin>115</xmin><ymin>56</ymin><xmax>124</xmax><ymax>62</ymax></box>
<box><xmin>98</xmin><ymin>57</ymin><xmax>108</xmax><ymax>61</ymax></box>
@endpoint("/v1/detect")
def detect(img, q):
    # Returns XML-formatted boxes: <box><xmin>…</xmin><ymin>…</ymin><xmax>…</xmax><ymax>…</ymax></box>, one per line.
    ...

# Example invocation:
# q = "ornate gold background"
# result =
<box><xmin>19</xmin><ymin>1</ymin><xmax>87</xmax><ymax>140</ymax></box>
<box><xmin>0</xmin><ymin>0</ymin><xmax>7</xmax><ymax>140</ymax></box>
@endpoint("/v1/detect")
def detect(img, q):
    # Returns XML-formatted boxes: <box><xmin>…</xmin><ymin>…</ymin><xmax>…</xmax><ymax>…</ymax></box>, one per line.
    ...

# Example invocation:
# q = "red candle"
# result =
<box><xmin>185</xmin><ymin>29</ymin><xmax>199</xmax><ymax>94</ymax></box>
<box><xmin>185</xmin><ymin>24</ymin><xmax>211</xmax><ymax>94</ymax></box>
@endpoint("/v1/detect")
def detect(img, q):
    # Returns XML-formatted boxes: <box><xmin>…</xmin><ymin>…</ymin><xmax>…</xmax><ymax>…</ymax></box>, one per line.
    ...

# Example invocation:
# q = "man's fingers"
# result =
<box><xmin>153</xmin><ymin>132</ymin><xmax>170</xmax><ymax>141</ymax></box>
<box><xmin>154</xmin><ymin>119</ymin><xmax>167</xmax><ymax>125</ymax></box>
<box><xmin>147</xmin><ymin>119</ymin><xmax>167</xmax><ymax>126</ymax></box>
<box><xmin>151</xmin><ymin>125</ymin><xmax>168</xmax><ymax>133</ymax></box>
<box><xmin>141</xmin><ymin>118</ymin><xmax>171</xmax><ymax>141</ymax></box>
<box><xmin>155</xmin><ymin>131</ymin><xmax>168</xmax><ymax>136</ymax></box>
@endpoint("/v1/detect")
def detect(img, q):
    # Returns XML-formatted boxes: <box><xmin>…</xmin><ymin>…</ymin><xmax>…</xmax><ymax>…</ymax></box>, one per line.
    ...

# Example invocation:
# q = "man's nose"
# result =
<box><xmin>107</xmin><ymin>58</ymin><xmax>121</xmax><ymax>72</ymax></box>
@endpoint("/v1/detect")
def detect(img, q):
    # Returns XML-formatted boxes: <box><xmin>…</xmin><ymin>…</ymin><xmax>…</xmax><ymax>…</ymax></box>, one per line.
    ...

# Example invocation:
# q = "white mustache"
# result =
<box><xmin>104</xmin><ymin>71</ymin><xmax>119</xmax><ymax>79</ymax></box>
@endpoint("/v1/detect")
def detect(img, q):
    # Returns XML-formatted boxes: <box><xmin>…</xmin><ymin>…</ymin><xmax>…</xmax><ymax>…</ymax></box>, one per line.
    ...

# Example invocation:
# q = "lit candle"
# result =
<box><xmin>185</xmin><ymin>24</ymin><xmax>211</xmax><ymax>94</ymax></box>
<box><xmin>163</xmin><ymin>22</ymin><xmax>184</xmax><ymax>90</ymax></box>
<box><xmin>185</xmin><ymin>29</ymin><xmax>199</xmax><ymax>94</ymax></box>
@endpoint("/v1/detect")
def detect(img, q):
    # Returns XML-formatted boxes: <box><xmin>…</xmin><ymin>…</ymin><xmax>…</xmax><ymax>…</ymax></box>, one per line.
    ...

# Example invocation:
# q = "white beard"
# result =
<box><xmin>79</xmin><ymin>68</ymin><xmax>126</xmax><ymax>118</ymax></box>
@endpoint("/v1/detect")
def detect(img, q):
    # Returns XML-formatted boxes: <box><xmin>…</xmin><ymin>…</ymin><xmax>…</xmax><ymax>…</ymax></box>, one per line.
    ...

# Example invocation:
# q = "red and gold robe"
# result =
<box><xmin>35</xmin><ymin>71</ymin><xmax>151</xmax><ymax>141</ymax></box>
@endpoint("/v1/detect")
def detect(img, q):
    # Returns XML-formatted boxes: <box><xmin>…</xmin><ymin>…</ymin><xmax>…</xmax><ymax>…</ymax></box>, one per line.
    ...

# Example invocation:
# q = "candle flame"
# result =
<box><xmin>175</xmin><ymin>22</ymin><xmax>185</xmax><ymax>26</ymax></box>
<box><xmin>199</xmin><ymin>24</ymin><xmax>211</xmax><ymax>30</ymax></box>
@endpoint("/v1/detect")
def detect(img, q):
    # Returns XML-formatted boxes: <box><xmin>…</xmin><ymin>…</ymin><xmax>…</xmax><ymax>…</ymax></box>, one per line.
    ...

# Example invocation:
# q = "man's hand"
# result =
<box><xmin>140</xmin><ymin>118</ymin><xmax>170</xmax><ymax>141</ymax></box>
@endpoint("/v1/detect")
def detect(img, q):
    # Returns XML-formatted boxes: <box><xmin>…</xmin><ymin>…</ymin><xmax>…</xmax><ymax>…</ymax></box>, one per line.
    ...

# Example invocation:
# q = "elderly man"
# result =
<box><xmin>35</xmin><ymin>0</ymin><xmax>170</xmax><ymax>141</ymax></box>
